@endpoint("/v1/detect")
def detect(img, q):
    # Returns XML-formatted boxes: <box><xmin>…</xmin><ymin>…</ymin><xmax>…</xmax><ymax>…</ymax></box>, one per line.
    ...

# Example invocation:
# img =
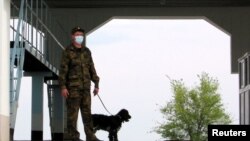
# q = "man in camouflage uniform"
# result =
<box><xmin>59</xmin><ymin>26</ymin><xmax>102</xmax><ymax>141</ymax></box>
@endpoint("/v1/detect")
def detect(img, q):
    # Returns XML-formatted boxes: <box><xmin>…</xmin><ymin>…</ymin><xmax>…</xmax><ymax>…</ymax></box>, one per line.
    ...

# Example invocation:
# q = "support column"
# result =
<box><xmin>48</xmin><ymin>82</ymin><xmax>65</xmax><ymax>140</ymax></box>
<box><xmin>31</xmin><ymin>73</ymin><xmax>44</xmax><ymax>140</ymax></box>
<box><xmin>27</xmin><ymin>72</ymin><xmax>51</xmax><ymax>140</ymax></box>
<box><xmin>0</xmin><ymin>0</ymin><xmax>10</xmax><ymax>141</ymax></box>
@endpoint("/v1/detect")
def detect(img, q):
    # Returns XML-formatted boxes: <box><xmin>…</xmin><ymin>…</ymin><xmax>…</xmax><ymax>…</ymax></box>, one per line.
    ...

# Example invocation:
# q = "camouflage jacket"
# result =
<box><xmin>58</xmin><ymin>44</ymin><xmax>99</xmax><ymax>90</ymax></box>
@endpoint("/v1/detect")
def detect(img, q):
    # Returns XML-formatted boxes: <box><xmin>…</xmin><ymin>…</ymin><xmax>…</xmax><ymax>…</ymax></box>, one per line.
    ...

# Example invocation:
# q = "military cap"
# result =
<box><xmin>71</xmin><ymin>26</ymin><xmax>85</xmax><ymax>34</ymax></box>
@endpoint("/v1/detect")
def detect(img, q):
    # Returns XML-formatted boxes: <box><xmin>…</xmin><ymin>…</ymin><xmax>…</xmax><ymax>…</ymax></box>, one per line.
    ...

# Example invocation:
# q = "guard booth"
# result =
<box><xmin>238</xmin><ymin>52</ymin><xmax>250</xmax><ymax>124</ymax></box>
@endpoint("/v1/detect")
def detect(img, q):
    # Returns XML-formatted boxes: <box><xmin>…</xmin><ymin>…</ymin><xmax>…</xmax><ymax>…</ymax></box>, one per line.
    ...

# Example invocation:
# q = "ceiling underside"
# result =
<box><xmin>42</xmin><ymin>0</ymin><xmax>250</xmax><ymax>8</ymax></box>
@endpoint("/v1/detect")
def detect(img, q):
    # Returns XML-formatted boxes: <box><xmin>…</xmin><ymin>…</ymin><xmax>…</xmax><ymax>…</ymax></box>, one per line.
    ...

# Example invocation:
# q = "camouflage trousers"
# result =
<box><xmin>66</xmin><ymin>89</ymin><xmax>97</xmax><ymax>140</ymax></box>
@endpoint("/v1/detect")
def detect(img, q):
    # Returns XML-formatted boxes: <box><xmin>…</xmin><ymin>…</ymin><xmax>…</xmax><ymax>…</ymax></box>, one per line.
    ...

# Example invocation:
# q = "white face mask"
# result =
<box><xmin>75</xmin><ymin>35</ymin><xmax>84</xmax><ymax>44</ymax></box>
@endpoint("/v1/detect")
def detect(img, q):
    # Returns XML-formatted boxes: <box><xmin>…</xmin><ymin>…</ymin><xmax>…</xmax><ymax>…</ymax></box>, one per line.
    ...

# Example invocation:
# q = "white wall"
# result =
<box><xmin>0</xmin><ymin>0</ymin><xmax>10</xmax><ymax>140</ymax></box>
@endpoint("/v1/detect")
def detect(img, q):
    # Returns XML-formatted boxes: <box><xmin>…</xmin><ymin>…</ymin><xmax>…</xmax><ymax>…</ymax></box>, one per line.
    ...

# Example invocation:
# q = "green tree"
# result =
<box><xmin>155</xmin><ymin>73</ymin><xmax>232</xmax><ymax>141</ymax></box>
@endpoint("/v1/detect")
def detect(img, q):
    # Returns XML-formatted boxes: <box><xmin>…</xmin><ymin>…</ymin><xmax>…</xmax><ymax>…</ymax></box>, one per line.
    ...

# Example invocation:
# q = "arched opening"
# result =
<box><xmin>82</xmin><ymin>18</ymin><xmax>238</xmax><ymax>140</ymax></box>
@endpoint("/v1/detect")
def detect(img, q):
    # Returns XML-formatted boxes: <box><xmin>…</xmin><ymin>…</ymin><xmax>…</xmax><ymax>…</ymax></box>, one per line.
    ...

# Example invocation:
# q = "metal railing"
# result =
<box><xmin>11</xmin><ymin>0</ymin><xmax>67</xmax><ymax>75</ymax></box>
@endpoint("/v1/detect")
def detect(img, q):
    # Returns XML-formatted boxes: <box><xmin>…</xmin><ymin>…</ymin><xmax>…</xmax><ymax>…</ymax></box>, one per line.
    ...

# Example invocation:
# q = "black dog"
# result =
<box><xmin>92</xmin><ymin>109</ymin><xmax>131</xmax><ymax>141</ymax></box>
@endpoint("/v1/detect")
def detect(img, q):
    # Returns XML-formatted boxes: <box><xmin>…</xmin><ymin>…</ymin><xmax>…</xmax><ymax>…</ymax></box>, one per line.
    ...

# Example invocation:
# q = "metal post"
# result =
<box><xmin>0</xmin><ymin>0</ymin><xmax>10</xmax><ymax>141</ymax></box>
<box><xmin>47</xmin><ymin>82</ymin><xmax>65</xmax><ymax>140</ymax></box>
<box><xmin>28</xmin><ymin>72</ymin><xmax>51</xmax><ymax>140</ymax></box>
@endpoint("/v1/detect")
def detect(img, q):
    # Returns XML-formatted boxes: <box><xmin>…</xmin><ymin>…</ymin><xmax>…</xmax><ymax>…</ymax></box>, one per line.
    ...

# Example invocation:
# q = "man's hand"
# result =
<box><xmin>61</xmin><ymin>88</ymin><xmax>69</xmax><ymax>98</ymax></box>
<box><xmin>93</xmin><ymin>87</ymin><xmax>99</xmax><ymax>96</ymax></box>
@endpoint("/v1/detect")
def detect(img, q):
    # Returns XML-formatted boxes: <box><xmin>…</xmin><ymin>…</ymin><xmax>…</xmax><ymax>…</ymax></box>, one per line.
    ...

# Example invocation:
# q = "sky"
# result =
<box><xmin>14</xmin><ymin>19</ymin><xmax>239</xmax><ymax>141</ymax></box>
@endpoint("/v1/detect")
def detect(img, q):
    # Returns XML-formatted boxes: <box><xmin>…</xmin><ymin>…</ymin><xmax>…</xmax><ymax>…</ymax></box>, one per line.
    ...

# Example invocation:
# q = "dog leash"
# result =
<box><xmin>97</xmin><ymin>94</ymin><xmax>113</xmax><ymax>115</ymax></box>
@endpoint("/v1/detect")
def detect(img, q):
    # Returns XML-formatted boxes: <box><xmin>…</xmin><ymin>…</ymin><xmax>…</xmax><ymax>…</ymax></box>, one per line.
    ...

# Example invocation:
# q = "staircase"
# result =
<box><xmin>10</xmin><ymin>0</ymin><xmax>66</xmax><ymax>140</ymax></box>
<box><xmin>9</xmin><ymin>0</ymin><xmax>26</xmax><ymax>138</ymax></box>
<box><xmin>9</xmin><ymin>43</ymin><xmax>25</xmax><ymax>138</ymax></box>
